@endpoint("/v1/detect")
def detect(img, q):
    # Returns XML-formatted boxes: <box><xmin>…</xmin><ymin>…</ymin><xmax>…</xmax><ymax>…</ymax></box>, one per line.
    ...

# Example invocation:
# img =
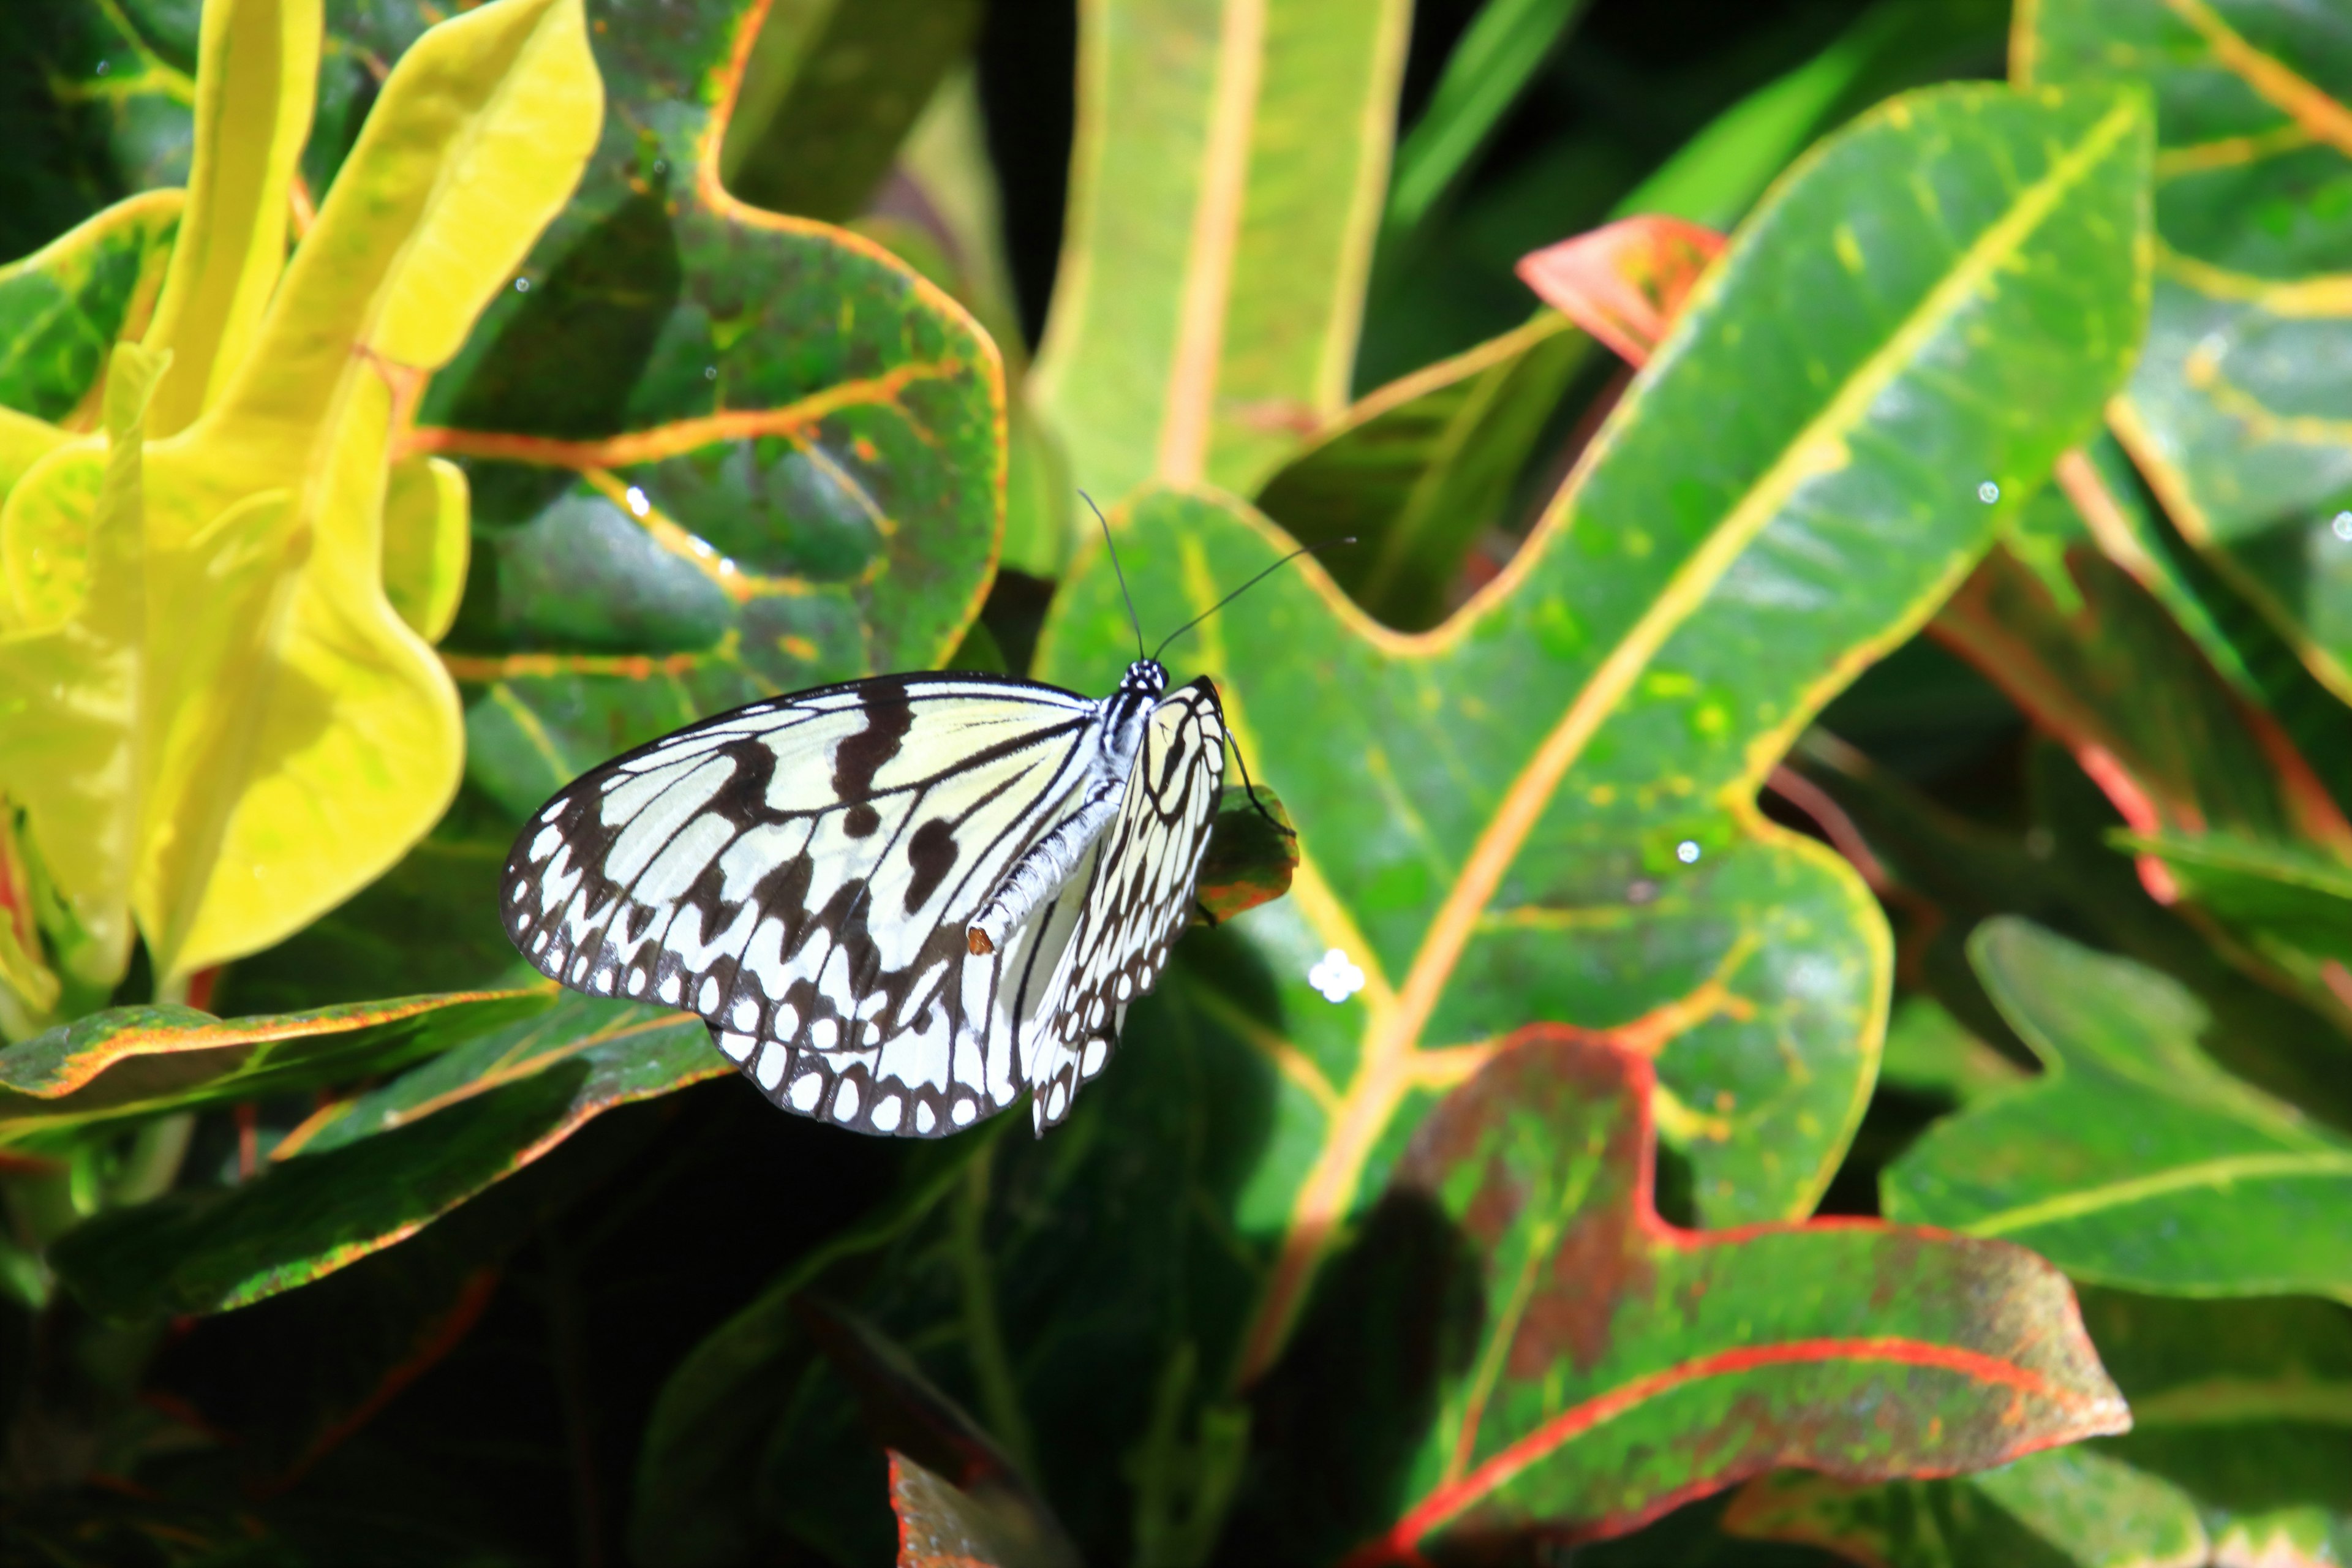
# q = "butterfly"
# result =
<box><xmin>495</xmin><ymin>532</ymin><xmax>1321</xmax><ymax>1139</ymax></box>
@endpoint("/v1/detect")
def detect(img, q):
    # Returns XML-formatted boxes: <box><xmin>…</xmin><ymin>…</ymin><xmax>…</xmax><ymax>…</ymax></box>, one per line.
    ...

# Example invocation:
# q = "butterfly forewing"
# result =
<box><xmin>502</xmin><ymin>675</ymin><xmax>1105</xmax><ymax>1134</ymax></box>
<box><xmin>1027</xmin><ymin>678</ymin><xmax>1227</xmax><ymax>1132</ymax></box>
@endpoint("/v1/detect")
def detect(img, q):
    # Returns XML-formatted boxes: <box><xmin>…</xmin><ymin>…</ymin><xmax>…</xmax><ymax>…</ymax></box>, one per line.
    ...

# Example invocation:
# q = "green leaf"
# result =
<box><xmin>1724</xmin><ymin>1447</ymin><xmax>2209</xmax><ymax>1568</ymax></box>
<box><xmin>1884</xmin><ymin>917</ymin><xmax>2352</xmax><ymax>1295</ymax></box>
<box><xmin>1036</xmin><ymin>86</ymin><xmax>2152</xmax><ymax>1402</ymax></box>
<box><xmin>1931</xmin><ymin>535</ymin><xmax>2352</xmax><ymax>853</ymax></box>
<box><xmin>2120</xmin><ymin>830</ymin><xmax>2352</xmax><ymax>1025</ymax></box>
<box><xmin>2078</xmin><ymin>1287</ymin><xmax>2352</xmax><ymax>1564</ymax></box>
<box><xmin>0</xmin><ymin>987</ymin><xmax>545</xmax><ymax>1141</ymax></box>
<box><xmin>1253</xmin><ymin>309</ymin><xmax>1588</xmax><ymax>630</ymax></box>
<box><xmin>0</xmin><ymin>189</ymin><xmax>180</xmax><ymax>444</ymax></box>
<box><xmin>1879</xmin><ymin>995</ymin><xmax>2030</xmax><ymax>1107</ymax></box>
<box><xmin>1030</xmin><ymin>0</ymin><xmax>1411</xmax><ymax>501</ymax></box>
<box><xmin>1725</xmin><ymin>1287</ymin><xmax>2352</xmax><ymax>1567</ymax></box>
<box><xmin>718</xmin><ymin>0</ymin><xmax>979</xmax><ymax>222</ymax></box>
<box><xmin>1243</xmin><ymin>1031</ymin><xmax>2127</xmax><ymax>1562</ymax></box>
<box><xmin>1615</xmin><ymin>0</ymin><xmax>2010</xmax><ymax>230</ymax></box>
<box><xmin>1793</xmin><ymin>731</ymin><xmax>2352</xmax><ymax>1125</ymax></box>
<box><xmin>413</xmin><ymin>0</ymin><xmax>1005</xmax><ymax>822</ymax></box>
<box><xmin>2023</xmin><ymin>0</ymin><xmax>2352</xmax><ymax>706</ymax></box>
<box><xmin>630</xmin><ymin>1134</ymin><xmax>990</xmax><ymax>1566</ymax></box>
<box><xmin>48</xmin><ymin>993</ymin><xmax>718</xmax><ymax>1315</ymax></box>
<box><xmin>1383</xmin><ymin>0</ymin><xmax>1591</xmax><ymax>233</ymax></box>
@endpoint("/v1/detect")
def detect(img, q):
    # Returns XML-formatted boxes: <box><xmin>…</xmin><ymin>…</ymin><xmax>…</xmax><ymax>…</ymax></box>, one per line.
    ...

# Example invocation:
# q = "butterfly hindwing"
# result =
<box><xmin>502</xmin><ymin>674</ymin><xmax>1107</xmax><ymax>1136</ymax></box>
<box><xmin>1026</xmin><ymin>678</ymin><xmax>1227</xmax><ymax>1132</ymax></box>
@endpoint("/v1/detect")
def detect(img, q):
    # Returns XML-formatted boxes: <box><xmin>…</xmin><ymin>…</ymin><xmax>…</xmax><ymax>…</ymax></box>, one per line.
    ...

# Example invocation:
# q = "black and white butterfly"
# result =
<box><xmin>499</xmin><ymin>647</ymin><xmax>1237</xmax><ymax>1138</ymax></box>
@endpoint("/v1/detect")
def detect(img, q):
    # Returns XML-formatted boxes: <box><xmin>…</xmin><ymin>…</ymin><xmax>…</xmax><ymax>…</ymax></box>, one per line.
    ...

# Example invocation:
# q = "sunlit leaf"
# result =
<box><xmin>1884</xmin><ymin>917</ymin><xmax>2352</xmax><ymax>1295</ymax></box>
<box><xmin>1030</xmin><ymin>0</ymin><xmax>1412</xmax><ymax>501</ymax></box>
<box><xmin>1726</xmin><ymin>1287</ymin><xmax>2352</xmax><ymax>1567</ymax></box>
<box><xmin>0</xmin><ymin>0</ymin><xmax>603</xmax><ymax>991</ymax></box>
<box><xmin>2023</xmin><ymin>0</ymin><xmax>2352</xmax><ymax>706</ymax></box>
<box><xmin>0</xmin><ymin>989</ymin><xmax>544</xmax><ymax>1141</ymax></box>
<box><xmin>1039</xmin><ymin>92</ymin><xmax>2152</xmax><ymax>1406</ymax></box>
<box><xmin>411</xmin><ymin>0</ymin><xmax>1005</xmax><ymax>822</ymax></box>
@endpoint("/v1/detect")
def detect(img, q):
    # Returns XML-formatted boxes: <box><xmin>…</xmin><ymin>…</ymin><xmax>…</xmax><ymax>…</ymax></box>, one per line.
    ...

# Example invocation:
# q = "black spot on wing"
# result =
<box><xmin>831</xmin><ymin>680</ymin><xmax>914</xmax><ymax>804</ymax></box>
<box><xmin>904</xmin><ymin>816</ymin><xmax>959</xmax><ymax>911</ymax></box>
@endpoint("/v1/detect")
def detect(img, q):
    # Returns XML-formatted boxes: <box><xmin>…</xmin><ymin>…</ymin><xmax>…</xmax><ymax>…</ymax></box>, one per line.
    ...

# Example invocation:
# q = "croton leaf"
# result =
<box><xmin>2122</xmin><ymin>830</ymin><xmax>2352</xmax><ymax>1020</ymax></box>
<box><xmin>1929</xmin><ymin>531</ymin><xmax>2352</xmax><ymax>897</ymax></box>
<box><xmin>1253</xmin><ymin>307</ymin><xmax>1588</xmax><ymax>631</ymax></box>
<box><xmin>48</xmin><ymin>993</ymin><xmax>717</xmax><ymax>1315</ymax></box>
<box><xmin>0</xmin><ymin>988</ymin><xmax>545</xmax><ymax>1141</ymax></box>
<box><xmin>1883</xmin><ymin>916</ymin><xmax>2352</xmax><ymax>1295</ymax></box>
<box><xmin>1513</xmin><ymin>215</ymin><xmax>1727</xmax><ymax>369</ymax></box>
<box><xmin>2022</xmin><ymin>0</ymin><xmax>2352</xmax><ymax>706</ymax></box>
<box><xmin>1029</xmin><ymin>0</ymin><xmax>1411</xmax><ymax>502</ymax></box>
<box><xmin>1791</xmin><ymin>729</ymin><xmax>2352</xmax><ymax>1126</ymax></box>
<box><xmin>1037</xmin><ymin>89</ymin><xmax>2151</xmax><ymax>1401</ymax></box>
<box><xmin>410</xmin><ymin>0</ymin><xmax>1005</xmax><ymax>822</ymax></box>
<box><xmin>1726</xmin><ymin>1286</ymin><xmax>2352</xmax><ymax>1568</ymax></box>
<box><xmin>1234</xmin><ymin>1030</ymin><xmax>2126</xmax><ymax>1563</ymax></box>
<box><xmin>0</xmin><ymin>0</ymin><xmax>601</xmax><ymax>990</ymax></box>
<box><xmin>1723</xmin><ymin>1446</ymin><xmax>2209</xmax><ymax>1568</ymax></box>
<box><xmin>804</xmin><ymin>1298</ymin><xmax>1080</xmax><ymax>1568</ymax></box>
<box><xmin>0</xmin><ymin>189</ymin><xmax>180</xmax><ymax>464</ymax></box>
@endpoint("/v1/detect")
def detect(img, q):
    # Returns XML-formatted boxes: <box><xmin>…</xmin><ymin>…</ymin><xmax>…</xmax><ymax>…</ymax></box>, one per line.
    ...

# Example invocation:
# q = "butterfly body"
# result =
<box><xmin>500</xmin><ymin>658</ymin><xmax>1226</xmax><ymax>1137</ymax></box>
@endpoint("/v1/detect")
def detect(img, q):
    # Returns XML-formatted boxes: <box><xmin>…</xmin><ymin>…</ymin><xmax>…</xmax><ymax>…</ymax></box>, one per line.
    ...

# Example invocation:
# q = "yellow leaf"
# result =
<box><xmin>0</xmin><ymin>0</ymin><xmax>601</xmax><ymax>992</ymax></box>
<box><xmin>141</xmin><ymin>0</ymin><xmax>321</xmax><ymax>438</ymax></box>
<box><xmin>382</xmin><ymin>455</ymin><xmax>470</xmax><ymax>643</ymax></box>
<box><xmin>0</xmin><ymin>344</ymin><xmax>172</xmax><ymax>987</ymax></box>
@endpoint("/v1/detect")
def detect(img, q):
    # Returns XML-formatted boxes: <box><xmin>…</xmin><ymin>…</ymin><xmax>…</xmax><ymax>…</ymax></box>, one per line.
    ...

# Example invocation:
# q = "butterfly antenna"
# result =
<box><xmin>1150</xmin><ymin>538</ymin><xmax>1354</xmax><ymax>663</ymax></box>
<box><xmin>1081</xmin><ymin>491</ymin><xmax>1147</xmax><ymax>663</ymax></box>
<box><xmin>1225</xmin><ymin>728</ymin><xmax>1294</xmax><ymax>839</ymax></box>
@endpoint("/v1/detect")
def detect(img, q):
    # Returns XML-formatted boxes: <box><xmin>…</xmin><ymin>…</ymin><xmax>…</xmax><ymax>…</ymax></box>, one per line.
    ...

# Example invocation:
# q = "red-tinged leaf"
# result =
<box><xmin>892</xmin><ymin>1450</ymin><xmax>1035</xmax><ymax>1568</ymax></box>
<box><xmin>0</xmin><ymin>990</ymin><xmax>549</xmax><ymax>1140</ymax></box>
<box><xmin>1929</xmin><ymin>533</ymin><xmax>2352</xmax><ymax>905</ymax></box>
<box><xmin>1234</xmin><ymin>1030</ymin><xmax>2127</xmax><ymax>1565</ymax></box>
<box><xmin>1194</xmin><ymin>786</ymin><xmax>1298</xmax><ymax>929</ymax></box>
<box><xmin>802</xmin><ymin>1300</ymin><xmax>1078</xmax><ymax>1568</ymax></box>
<box><xmin>1514</xmin><ymin>216</ymin><xmax>1727</xmax><ymax>368</ymax></box>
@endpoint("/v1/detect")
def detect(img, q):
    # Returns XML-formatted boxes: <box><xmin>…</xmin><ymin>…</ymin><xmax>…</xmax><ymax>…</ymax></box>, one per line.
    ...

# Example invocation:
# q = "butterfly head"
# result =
<box><xmin>1120</xmin><ymin>658</ymin><xmax>1169</xmax><ymax>698</ymax></box>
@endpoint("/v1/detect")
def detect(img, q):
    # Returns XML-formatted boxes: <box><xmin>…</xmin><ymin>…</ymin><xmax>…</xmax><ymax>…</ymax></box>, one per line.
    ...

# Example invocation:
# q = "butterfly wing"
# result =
<box><xmin>501</xmin><ymin>674</ymin><xmax>1108</xmax><ymax>1136</ymax></box>
<box><xmin>1027</xmin><ymin>677</ymin><xmax>1227</xmax><ymax>1132</ymax></box>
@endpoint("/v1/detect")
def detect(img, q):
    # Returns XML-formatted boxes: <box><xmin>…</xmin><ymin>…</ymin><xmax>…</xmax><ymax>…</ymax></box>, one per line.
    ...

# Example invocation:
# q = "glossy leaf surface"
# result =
<box><xmin>1253</xmin><ymin>310</ymin><xmax>1587</xmax><ymax>630</ymax></box>
<box><xmin>49</xmin><ymin>994</ymin><xmax>717</xmax><ymax>1315</ymax></box>
<box><xmin>1030</xmin><ymin>0</ymin><xmax>1411</xmax><ymax>500</ymax></box>
<box><xmin>1884</xmin><ymin>918</ymin><xmax>2352</xmax><ymax>1295</ymax></box>
<box><xmin>2022</xmin><ymin>0</ymin><xmax>2352</xmax><ymax>704</ymax></box>
<box><xmin>1038</xmin><ymin>88</ymin><xmax>2151</xmax><ymax>1395</ymax></box>
<box><xmin>412</xmin><ymin>0</ymin><xmax>1005</xmax><ymax>823</ymax></box>
<box><xmin>1727</xmin><ymin>1287</ymin><xmax>2352</xmax><ymax>1568</ymax></box>
<box><xmin>0</xmin><ymin>989</ymin><xmax>545</xmax><ymax>1139</ymax></box>
<box><xmin>1272</xmin><ymin>1031</ymin><xmax>2126</xmax><ymax>1563</ymax></box>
